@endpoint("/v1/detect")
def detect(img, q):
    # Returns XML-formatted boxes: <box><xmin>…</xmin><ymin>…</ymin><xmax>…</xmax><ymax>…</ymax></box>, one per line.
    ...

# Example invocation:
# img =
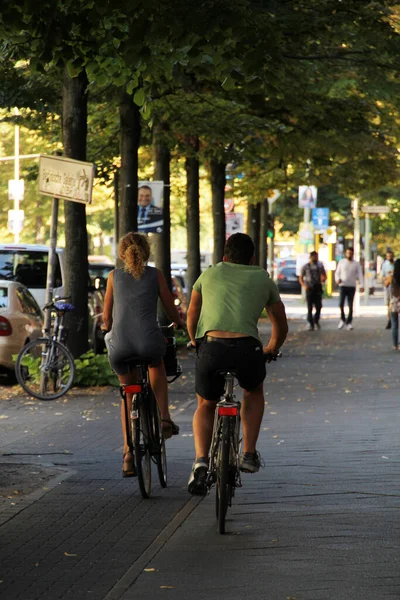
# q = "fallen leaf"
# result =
<box><xmin>160</xmin><ymin>586</ymin><xmax>174</xmax><ymax>589</ymax></box>
<box><xmin>64</xmin><ymin>552</ymin><xmax>77</xmax><ymax>557</ymax></box>
<box><xmin>0</xmin><ymin>415</ymin><xmax>9</xmax><ymax>420</ymax></box>
<box><xmin>35</xmin><ymin>562</ymin><xmax>39</xmax><ymax>567</ymax></box>
<box><xmin>144</xmin><ymin>568</ymin><xmax>156</xmax><ymax>572</ymax></box>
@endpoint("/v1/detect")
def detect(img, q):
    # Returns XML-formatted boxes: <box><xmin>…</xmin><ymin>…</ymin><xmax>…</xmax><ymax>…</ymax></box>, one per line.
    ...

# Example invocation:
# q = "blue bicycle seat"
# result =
<box><xmin>54</xmin><ymin>302</ymin><xmax>75</xmax><ymax>312</ymax></box>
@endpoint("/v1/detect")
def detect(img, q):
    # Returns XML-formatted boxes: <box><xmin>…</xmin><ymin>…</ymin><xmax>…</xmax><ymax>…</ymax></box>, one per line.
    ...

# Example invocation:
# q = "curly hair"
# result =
<box><xmin>118</xmin><ymin>232</ymin><xmax>150</xmax><ymax>279</ymax></box>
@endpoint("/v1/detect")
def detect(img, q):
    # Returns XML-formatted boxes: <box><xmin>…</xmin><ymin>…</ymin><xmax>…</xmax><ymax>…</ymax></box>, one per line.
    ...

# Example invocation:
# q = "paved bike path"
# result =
<box><xmin>119</xmin><ymin>318</ymin><xmax>400</xmax><ymax>600</ymax></box>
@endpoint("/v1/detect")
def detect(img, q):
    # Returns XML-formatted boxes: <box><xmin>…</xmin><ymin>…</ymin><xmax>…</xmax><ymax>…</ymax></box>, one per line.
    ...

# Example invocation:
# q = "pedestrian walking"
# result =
<box><xmin>381</xmin><ymin>250</ymin><xmax>395</xmax><ymax>329</ymax></box>
<box><xmin>335</xmin><ymin>247</ymin><xmax>364</xmax><ymax>330</ymax></box>
<box><xmin>385</xmin><ymin>258</ymin><xmax>400</xmax><ymax>350</ymax></box>
<box><xmin>299</xmin><ymin>251</ymin><xmax>327</xmax><ymax>330</ymax></box>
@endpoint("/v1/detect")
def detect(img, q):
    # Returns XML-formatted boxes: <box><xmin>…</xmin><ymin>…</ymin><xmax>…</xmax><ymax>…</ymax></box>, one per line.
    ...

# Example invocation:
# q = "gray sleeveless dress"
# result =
<box><xmin>105</xmin><ymin>266</ymin><xmax>166</xmax><ymax>374</ymax></box>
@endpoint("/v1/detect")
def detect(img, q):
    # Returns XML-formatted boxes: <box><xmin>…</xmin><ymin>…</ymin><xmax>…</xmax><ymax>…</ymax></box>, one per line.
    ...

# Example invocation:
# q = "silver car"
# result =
<box><xmin>0</xmin><ymin>281</ymin><xmax>43</xmax><ymax>374</ymax></box>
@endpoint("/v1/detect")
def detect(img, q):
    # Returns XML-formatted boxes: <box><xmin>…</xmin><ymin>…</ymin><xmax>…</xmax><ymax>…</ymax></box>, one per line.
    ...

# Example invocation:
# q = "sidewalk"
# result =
<box><xmin>1</xmin><ymin>312</ymin><xmax>400</xmax><ymax>599</ymax></box>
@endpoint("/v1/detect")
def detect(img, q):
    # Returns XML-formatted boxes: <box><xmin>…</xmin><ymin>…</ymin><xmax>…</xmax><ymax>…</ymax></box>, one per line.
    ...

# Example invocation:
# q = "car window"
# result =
<box><xmin>280</xmin><ymin>267</ymin><xmax>297</xmax><ymax>276</ymax></box>
<box><xmin>0</xmin><ymin>250</ymin><xmax>61</xmax><ymax>289</ymax></box>
<box><xmin>88</xmin><ymin>264</ymin><xmax>114</xmax><ymax>285</ymax></box>
<box><xmin>16</xmin><ymin>288</ymin><xmax>42</xmax><ymax>317</ymax></box>
<box><xmin>0</xmin><ymin>287</ymin><xmax>8</xmax><ymax>309</ymax></box>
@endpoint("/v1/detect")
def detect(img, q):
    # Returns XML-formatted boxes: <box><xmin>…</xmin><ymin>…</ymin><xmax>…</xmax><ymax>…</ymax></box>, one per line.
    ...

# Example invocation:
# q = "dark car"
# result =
<box><xmin>88</xmin><ymin>262</ymin><xmax>114</xmax><ymax>353</ymax></box>
<box><xmin>277</xmin><ymin>266</ymin><xmax>301</xmax><ymax>294</ymax></box>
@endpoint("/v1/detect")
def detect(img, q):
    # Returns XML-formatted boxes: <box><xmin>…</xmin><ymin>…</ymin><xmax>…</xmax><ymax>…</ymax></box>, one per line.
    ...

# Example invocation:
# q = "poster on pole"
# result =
<box><xmin>298</xmin><ymin>185</ymin><xmax>317</xmax><ymax>209</ymax></box>
<box><xmin>226</xmin><ymin>212</ymin><xmax>244</xmax><ymax>239</ymax></box>
<box><xmin>312</xmin><ymin>207</ymin><xmax>329</xmax><ymax>232</ymax></box>
<box><xmin>137</xmin><ymin>181</ymin><xmax>164</xmax><ymax>233</ymax></box>
<box><xmin>39</xmin><ymin>155</ymin><xmax>95</xmax><ymax>204</ymax></box>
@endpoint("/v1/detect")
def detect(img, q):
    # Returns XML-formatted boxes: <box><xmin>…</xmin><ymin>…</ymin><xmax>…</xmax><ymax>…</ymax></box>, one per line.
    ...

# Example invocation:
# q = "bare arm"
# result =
<box><xmin>320</xmin><ymin>265</ymin><xmax>327</xmax><ymax>283</ymax></box>
<box><xmin>335</xmin><ymin>261</ymin><xmax>341</xmax><ymax>284</ymax></box>
<box><xmin>263</xmin><ymin>300</ymin><xmax>288</xmax><ymax>355</ymax></box>
<box><xmin>102</xmin><ymin>269</ymin><xmax>114</xmax><ymax>331</ymax></box>
<box><xmin>187</xmin><ymin>289</ymin><xmax>202</xmax><ymax>345</ymax></box>
<box><xmin>157</xmin><ymin>270</ymin><xmax>186</xmax><ymax>327</ymax></box>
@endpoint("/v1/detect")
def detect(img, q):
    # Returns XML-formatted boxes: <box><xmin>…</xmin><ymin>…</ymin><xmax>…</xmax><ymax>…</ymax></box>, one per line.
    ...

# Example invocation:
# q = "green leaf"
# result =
<box><xmin>133</xmin><ymin>88</ymin><xmax>145</xmax><ymax>107</ymax></box>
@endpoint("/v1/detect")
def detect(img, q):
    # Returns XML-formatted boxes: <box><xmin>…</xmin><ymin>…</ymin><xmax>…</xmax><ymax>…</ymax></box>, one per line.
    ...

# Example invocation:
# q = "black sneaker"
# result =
<box><xmin>315</xmin><ymin>321</ymin><xmax>321</xmax><ymax>330</ymax></box>
<box><xmin>239</xmin><ymin>451</ymin><xmax>263</xmax><ymax>473</ymax></box>
<box><xmin>386</xmin><ymin>320</ymin><xmax>392</xmax><ymax>330</ymax></box>
<box><xmin>187</xmin><ymin>457</ymin><xmax>208</xmax><ymax>495</ymax></box>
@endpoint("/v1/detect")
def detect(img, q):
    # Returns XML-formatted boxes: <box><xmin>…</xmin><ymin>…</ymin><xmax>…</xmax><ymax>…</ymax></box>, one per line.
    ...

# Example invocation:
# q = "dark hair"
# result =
<box><xmin>139</xmin><ymin>185</ymin><xmax>152</xmax><ymax>192</ymax></box>
<box><xmin>224</xmin><ymin>233</ymin><xmax>255</xmax><ymax>265</ymax></box>
<box><xmin>393</xmin><ymin>258</ymin><xmax>400</xmax><ymax>287</ymax></box>
<box><xmin>310</xmin><ymin>251</ymin><xmax>318</xmax><ymax>257</ymax></box>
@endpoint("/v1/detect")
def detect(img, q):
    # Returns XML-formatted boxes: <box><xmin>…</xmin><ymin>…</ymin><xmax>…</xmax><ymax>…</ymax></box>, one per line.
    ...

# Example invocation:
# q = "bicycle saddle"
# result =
<box><xmin>54</xmin><ymin>302</ymin><xmax>75</xmax><ymax>312</ymax></box>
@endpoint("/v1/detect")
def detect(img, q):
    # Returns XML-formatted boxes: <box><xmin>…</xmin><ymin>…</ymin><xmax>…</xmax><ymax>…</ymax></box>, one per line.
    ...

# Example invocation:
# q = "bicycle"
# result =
<box><xmin>15</xmin><ymin>298</ymin><xmax>76</xmax><ymax>401</ymax></box>
<box><xmin>120</xmin><ymin>363</ymin><xmax>170</xmax><ymax>499</ymax></box>
<box><xmin>189</xmin><ymin>342</ymin><xmax>280</xmax><ymax>534</ymax></box>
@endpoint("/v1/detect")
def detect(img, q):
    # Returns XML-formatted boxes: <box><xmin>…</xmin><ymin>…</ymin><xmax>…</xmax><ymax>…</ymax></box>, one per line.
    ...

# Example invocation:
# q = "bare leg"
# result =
<box><xmin>241</xmin><ymin>383</ymin><xmax>265</xmax><ymax>453</ymax></box>
<box><xmin>193</xmin><ymin>395</ymin><xmax>216</xmax><ymax>459</ymax></box>
<box><xmin>118</xmin><ymin>371</ymin><xmax>140</xmax><ymax>455</ymax></box>
<box><xmin>148</xmin><ymin>361</ymin><xmax>170</xmax><ymax>421</ymax></box>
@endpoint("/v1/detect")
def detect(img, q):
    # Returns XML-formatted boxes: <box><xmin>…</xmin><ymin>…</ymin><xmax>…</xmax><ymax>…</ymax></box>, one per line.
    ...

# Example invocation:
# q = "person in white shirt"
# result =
<box><xmin>335</xmin><ymin>247</ymin><xmax>364</xmax><ymax>330</ymax></box>
<box><xmin>381</xmin><ymin>250</ymin><xmax>395</xmax><ymax>330</ymax></box>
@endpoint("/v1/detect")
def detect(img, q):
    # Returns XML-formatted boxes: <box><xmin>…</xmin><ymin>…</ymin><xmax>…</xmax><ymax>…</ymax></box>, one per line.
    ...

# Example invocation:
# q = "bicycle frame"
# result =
<box><xmin>120</xmin><ymin>364</ymin><xmax>148</xmax><ymax>455</ymax></box>
<box><xmin>207</xmin><ymin>372</ymin><xmax>242</xmax><ymax>491</ymax></box>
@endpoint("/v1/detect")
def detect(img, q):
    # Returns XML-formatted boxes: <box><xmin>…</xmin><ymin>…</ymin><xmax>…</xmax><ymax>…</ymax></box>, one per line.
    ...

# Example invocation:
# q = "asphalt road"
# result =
<box><xmin>1</xmin><ymin>305</ymin><xmax>400</xmax><ymax>600</ymax></box>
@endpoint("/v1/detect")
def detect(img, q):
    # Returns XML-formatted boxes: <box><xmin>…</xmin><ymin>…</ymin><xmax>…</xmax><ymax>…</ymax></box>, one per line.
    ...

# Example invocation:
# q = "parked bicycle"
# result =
<box><xmin>15</xmin><ymin>298</ymin><xmax>75</xmax><ymax>401</ymax></box>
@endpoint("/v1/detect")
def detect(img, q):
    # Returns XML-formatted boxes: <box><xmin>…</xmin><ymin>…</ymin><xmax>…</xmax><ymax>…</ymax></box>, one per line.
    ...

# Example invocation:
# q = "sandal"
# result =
<box><xmin>122</xmin><ymin>452</ymin><xmax>137</xmax><ymax>478</ymax></box>
<box><xmin>161</xmin><ymin>419</ymin><xmax>180</xmax><ymax>439</ymax></box>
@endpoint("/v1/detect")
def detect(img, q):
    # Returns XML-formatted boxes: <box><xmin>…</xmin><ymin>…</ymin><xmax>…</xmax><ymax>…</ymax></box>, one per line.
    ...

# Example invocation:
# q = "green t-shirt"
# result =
<box><xmin>192</xmin><ymin>262</ymin><xmax>281</xmax><ymax>340</ymax></box>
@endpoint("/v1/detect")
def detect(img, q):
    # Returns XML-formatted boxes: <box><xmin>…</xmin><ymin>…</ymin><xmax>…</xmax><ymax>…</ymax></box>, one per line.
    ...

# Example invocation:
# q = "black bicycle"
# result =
<box><xmin>120</xmin><ymin>355</ymin><xmax>181</xmax><ymax>499</ymax></box>
<box><xmin>191</xmin><ymin>344</ymin><xmax>281</xmax><ymax>534</ymax></box>
<box><xmin>15</xmin><ymin>298</ymin><xmax>75</xmax><ymax>400</ymax></box>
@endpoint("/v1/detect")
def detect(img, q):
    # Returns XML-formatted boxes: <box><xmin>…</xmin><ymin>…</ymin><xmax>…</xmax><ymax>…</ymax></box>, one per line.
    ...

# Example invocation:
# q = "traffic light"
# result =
<box><xmin>266</xmin><ymin>214</ymin><xmax>274</xmax><ymax>238</ymax></box>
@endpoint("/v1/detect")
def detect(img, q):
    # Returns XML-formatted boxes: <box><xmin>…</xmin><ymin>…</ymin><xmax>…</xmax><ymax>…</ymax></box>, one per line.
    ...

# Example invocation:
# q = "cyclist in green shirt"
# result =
<box><xmin>187</xmin><ymin>233</ymin><xmax>288</xmax><ymax>495</ymax></box>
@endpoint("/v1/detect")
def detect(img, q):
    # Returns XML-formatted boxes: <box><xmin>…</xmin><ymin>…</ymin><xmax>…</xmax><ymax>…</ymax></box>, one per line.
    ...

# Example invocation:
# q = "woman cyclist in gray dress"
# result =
<box><xmin>102</xmin><ymin>232</ymin><xmax>186</xmax><ymax>477</ymax></box>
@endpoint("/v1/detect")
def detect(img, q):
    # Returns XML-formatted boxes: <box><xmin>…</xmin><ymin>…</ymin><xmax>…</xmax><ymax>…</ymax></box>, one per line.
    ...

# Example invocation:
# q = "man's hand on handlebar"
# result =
<box><xmin>262</xmin><ymin>344</ymin><xmax>282</xmax><ymax>363</ymax></box>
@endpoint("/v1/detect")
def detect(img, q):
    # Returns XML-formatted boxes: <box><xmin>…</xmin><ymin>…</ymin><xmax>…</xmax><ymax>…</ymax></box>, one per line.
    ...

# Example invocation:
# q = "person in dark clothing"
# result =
<box><xmin>299</xmin><ymin>251</ymin><xmax>327</xmax><ymax>330</ymax></box>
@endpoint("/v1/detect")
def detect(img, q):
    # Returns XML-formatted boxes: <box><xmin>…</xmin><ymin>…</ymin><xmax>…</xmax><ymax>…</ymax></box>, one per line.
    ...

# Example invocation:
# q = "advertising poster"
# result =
<box><xmin>138</xmin><ymin>181</ymin><xmax>164</xmax><ymax>233</ymax></box>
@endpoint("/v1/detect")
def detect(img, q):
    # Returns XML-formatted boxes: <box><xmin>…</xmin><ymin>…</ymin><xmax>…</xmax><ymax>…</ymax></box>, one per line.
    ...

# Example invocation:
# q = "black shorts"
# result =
<box><xmin>195</xmin><ymin>336</ymin><xmax>266</xmax><ymax>401</ymax></box>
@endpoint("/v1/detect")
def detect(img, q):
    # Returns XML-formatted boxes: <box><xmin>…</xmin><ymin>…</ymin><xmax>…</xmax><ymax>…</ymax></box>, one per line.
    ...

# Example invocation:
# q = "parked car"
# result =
<box><xmin>0</xmin><ymin>243</ymin><xmax>64</xmax><ymax>306</ymax></box>
<box><xmin>0</xmin><ymin>281</ymin><xmax>43</xmax><ymax>377</ymax></box>
<box><xmin>171</xmin><ymin>275</ymin><xmax>188</xmax><ymax>319</ymax></box>
<box><xmin>277</xmin><ymin>266</ymin><xmax>301</xmax><ymax>294</ymax></box>
<box><xmin>88</xmin><ymin>261</ymin><xmax>114</xmax><ymax>353</ymax></box>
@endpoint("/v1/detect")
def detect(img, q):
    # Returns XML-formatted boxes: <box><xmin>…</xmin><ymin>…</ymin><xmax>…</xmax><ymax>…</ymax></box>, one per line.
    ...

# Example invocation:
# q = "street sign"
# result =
<box><xmin>8</xmin><ymin>179</ymin><xmax>24</xmax><ymax>201</ymax></box>
<box><xmin>226</xmin><ymin>212</ymin><xmax>244</xmax><ymax>238</ymax></box>
<box><xmin>323</xmin><ymin>226</ymin><xmax>337</xmax><ymax>244</ymax></box>
<box><xmin>224</xmin><ymin>198</ymin><xmax>234</xmax><ymax>213</ymax></box>
<box><xmin>361</xmin><ymin>205</ymin><xmax>390</xmax><ymax>214</ymax></box>
<box><xmin>298</xmin><ymin>185</ymin><xmax>317</xmax><ymax>209</ymax></box>
<box><xmin>312</xmin><ymin>207</ymin><xmax>329</xmax><ymax>232</ymax></box>
<box><xmin>267</xmin><ymin>189</ymin><xmax>280</xmax><ymax>205</ymax></box>
<box><xmin>39</xmin><ymin>154</ymin><xmax>95</xmax><ymax>204</ymax></box>
<box><xmin>8</xmin><ymin>209</ymin><xmax>24</xmax><ymax>234</ymax></box>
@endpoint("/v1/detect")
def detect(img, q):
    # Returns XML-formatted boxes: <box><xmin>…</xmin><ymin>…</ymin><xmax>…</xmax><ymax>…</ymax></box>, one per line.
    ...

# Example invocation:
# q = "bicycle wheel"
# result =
<box><xmin>16</xmin><ymin>338</ymin><xmax>75</xmax><ymax>401</ymax></box>
<box><xmin>216</xmin><ymin>417</ymin><xmax>231</xmax><ymax>534</ymax></box>
<box><xmin>149</xmin><ymin>391</ymin><xmax>167</xmax><ymax>488</ymax></box>
<box><xmin>133</xmin><ymin>395</ymin><xmax>152</xmax><ymax>499</ymax></box>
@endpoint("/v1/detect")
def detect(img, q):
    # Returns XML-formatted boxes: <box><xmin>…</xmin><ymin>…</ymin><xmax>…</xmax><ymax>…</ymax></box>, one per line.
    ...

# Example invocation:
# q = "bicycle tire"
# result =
<box><xmin>133</xmin><ymin>395</ymin><xmax>152</xmax><ymax>499</ymax></box>
<box><xmin>15</xmin><ymin>338</ymin><xmax>75</xmax><ymax>401</ymax></box>
<box><xmin>217</xmin><ymin>417</ymin><xmax>231</xmax><ymax>534</ymax></box>
<box><xmin>147</xmin><ymin>390</ymin><xmax>167</xmax><ymax>488</ymax></box>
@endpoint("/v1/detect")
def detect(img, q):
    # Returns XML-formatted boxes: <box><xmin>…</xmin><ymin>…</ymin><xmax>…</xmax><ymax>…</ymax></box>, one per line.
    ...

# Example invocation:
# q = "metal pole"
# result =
<box><xmin>269</xmin><ymin>204</ymin><xmax>275</xmax><ymax>279</ymax></box>
<box><xmin>353</xmin><ymin>197</ymin><xmax>361</xmax><ymax>317</ymax></box>
<box><xmin>14</xmin><ymin>123</ymin><xmax>20</xmax><ymax>243</ymax></box>
<box><xmin>364</xmin><ymin>213</ymin><xmax>370</xmax><ymax>305</ymax></box>
<box><xmin>43</xmin><ymin>198</ymin><xmax>59</xmax><ymax>333</ymax></box>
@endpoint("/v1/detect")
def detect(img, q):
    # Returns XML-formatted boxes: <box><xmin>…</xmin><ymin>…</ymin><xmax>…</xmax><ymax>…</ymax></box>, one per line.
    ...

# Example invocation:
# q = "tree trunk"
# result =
<box><xmin>62</xmin><ymin>69</ymin><xmax>89</xmax><ymax>357</ymax></box>
<box><xmin>247</xmin><ymin>203</ymin><xmax>260</xmax><ymax>265</ymax></box>
<box><xmin>113</xmin><ymin>169</ymin><xmax>119</xmax><ymax>261</ymax></box>
<box><xmin>153</xmin><ymin>123</ymin><xmax>172</xmax><ymax>290</ymax></box>
<box><xmin>210</xmin><ymin>160</ymin><xmax>226</xmax><ymax>264</ymax></box>
<box><xmin>186</xmin><ymin>137</ymin><xmax>201</xmax><ymax>301</ymax></box>
<box><xmin>119</xmin><ymin>91</ymin><xmax>140</xmax><ymax>239</ymax></box>
<box><xmin>259</xmin><ymin>199</ymin><xmax>269</xmax><ymax>270</ymax></box>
